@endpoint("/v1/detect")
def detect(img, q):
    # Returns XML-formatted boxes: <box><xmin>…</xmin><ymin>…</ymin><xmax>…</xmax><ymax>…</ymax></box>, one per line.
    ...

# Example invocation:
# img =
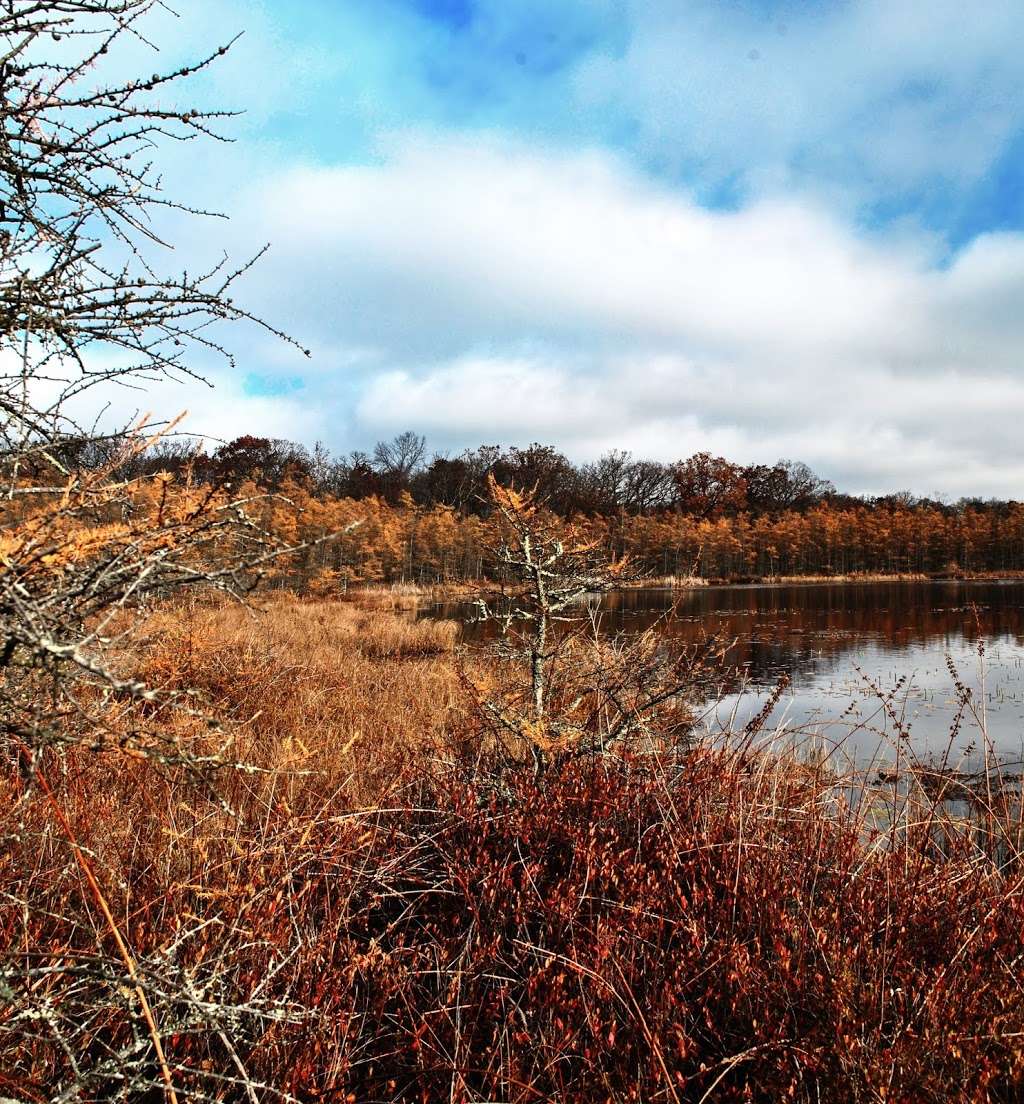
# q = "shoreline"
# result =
<box><xmin>337</xmin><ymin>570</ymin><xmax>1024</xmax><ymax>606</ymax></box>
<box><xmin>639</xmin><ymin>569</ymin><xmax>1024</xmax><ymax>588</ymax></box>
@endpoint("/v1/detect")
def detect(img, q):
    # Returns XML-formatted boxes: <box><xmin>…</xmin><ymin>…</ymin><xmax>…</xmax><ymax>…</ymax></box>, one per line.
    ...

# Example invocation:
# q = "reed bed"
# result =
<box><xmin>338</xmin><ymin>581</ymin><xmax>481</xmax><ymax>611</ymax></box>
<box><xmin>2</xmin><ymin>599</ymin><xmax>1024</xmax><ymax>1102</ymax></box>
<box><xmin>131</xmin><ymin>596</ymin><xmax>467</xmax><ymax>803</ymax></box>
<box><xmin>620</xmin><ymin>574</ymin><xmax>710</xmax><ymax>589</ymax></box>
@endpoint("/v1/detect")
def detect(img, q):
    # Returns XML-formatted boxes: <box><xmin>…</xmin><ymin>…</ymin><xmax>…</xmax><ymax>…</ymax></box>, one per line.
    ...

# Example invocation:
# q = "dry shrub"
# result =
<box><xmin>3</xmin><ymin>599</ymin><xmax>1024</xmax><ymax>1101</ymax></box>
<box><xmin>4</xmin><ymin>738</ymin><xmax>1024</xmax><ymax>1101</ymax></box>
<box><xmin>243</xmin><ymin>751</ymin><xmax>1020</xmax><ymax>1103</ymax></box>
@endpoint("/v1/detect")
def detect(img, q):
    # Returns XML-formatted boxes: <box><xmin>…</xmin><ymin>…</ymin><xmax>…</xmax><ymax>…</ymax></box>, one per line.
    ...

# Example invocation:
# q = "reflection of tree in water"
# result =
<box><xmin>437</xmin><ymin>581</ymin><xmax>1024</xmax><ymax>694</ymax></box>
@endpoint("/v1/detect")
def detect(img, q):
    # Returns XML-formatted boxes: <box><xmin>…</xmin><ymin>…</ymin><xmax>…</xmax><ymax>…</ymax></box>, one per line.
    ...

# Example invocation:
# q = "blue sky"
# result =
<box><xmin>105</xmin><ymin>0</ymin><xmax>1024</xmax><ymax>497</ymax></box>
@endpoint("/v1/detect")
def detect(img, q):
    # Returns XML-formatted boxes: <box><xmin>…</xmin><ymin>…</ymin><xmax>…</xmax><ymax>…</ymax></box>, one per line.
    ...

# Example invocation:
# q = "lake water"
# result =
<box><xmin>425</xmin><ymin>580</ymin><xmax>1024</xmax><ymax>767</ymax></box>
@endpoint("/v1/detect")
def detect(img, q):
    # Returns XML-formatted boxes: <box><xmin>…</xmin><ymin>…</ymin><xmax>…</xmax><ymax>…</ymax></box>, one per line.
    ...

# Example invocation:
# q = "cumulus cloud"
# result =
<box><xmin>573</xmin><ymin>0</ymin><xmax>1024</xmax><ymax>216</ymax></box>
<box><xmin>242</xmin><ymin>135</ymin><xmax>935</xmax><ymax>358</ymax></box>
<box><xmin>161</xmin><ymin>133</ymin><xmax>1021</xmax><ymax>497</ymax></box>
<box><xmin>72</xmin><ymin>1</ymin><xmax>1024</xmax><ymax>499</ymax></box>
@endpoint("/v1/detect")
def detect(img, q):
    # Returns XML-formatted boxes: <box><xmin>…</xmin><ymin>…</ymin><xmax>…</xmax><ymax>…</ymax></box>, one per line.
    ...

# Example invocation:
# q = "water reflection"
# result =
<box><xmin>424</xmin><ymin>580</ymin><xmax>1024</xmax><ymax>762</ymax></box>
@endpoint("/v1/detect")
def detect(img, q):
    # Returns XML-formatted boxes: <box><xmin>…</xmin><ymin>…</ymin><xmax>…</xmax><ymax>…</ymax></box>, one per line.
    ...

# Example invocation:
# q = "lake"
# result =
<box><xmin>424</xmin><ymin>580</ymin><xmax>1024</xmax><ymax>767</ymax></box>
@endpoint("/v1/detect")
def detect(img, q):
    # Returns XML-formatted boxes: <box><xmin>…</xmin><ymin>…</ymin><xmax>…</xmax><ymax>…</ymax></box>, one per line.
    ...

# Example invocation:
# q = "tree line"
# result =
<box><xmin>60</xmin><ymin>429</ymin><xmax>1018</xmax><ymax>521</ymax></box>
<box><xmin>262</xmin><ymin>492</ymin><xmax>1024</xmax><ymax>586</ymax></box>
<box><xmin>51</xmin><ymin>429</ymin><xmax>1023</xmax><ymax>585</ymax></box>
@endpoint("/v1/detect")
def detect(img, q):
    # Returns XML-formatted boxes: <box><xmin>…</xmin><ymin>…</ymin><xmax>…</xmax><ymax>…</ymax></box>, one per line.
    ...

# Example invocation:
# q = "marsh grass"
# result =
<box><xmin>130</xmin><ymin>596</ymin><xmax>467</xmax><ymax>802</ymax></box>
<box><xmin>2</xmin><ymin>599</ymin><xmax>1024</xmax><ymax>1101</ymax></box>
<box><xmin>338</xmin><ymin>581</ymin><xmax>483</xmax><ymax>611</ymax></box>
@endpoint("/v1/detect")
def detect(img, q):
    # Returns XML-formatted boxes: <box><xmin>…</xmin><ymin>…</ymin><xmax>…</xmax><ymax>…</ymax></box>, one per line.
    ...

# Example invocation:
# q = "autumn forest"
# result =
<box><xmin>78</xmin><ymin>431</ymin><xmax>1024</xmax><ymax>585</ymax></box>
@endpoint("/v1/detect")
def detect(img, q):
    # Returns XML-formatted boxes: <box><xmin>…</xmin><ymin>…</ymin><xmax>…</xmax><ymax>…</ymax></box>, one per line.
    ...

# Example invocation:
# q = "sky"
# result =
<box><xmin>94</xmin><ymin>0</ymin><xmax>1024</xmax><ymax>498</ymax></box>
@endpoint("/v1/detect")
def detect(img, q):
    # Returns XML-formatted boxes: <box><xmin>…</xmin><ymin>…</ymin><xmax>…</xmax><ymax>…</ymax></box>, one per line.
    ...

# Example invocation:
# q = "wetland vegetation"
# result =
<box><xmin>4</xmin><ymin>5</ymin><xmax>1024</xmax><ymax>1101</ymax></box>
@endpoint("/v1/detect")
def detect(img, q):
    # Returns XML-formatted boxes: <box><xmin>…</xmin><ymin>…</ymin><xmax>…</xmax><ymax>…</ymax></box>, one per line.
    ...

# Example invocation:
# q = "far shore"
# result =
<box><xmin>634</xmin><ymin>569</ymin><xmax>1024</xmax><ymax>588</ymax></box>
<box><xmin>334</xmin><ymin>569</ymin><xmax>1024</xmax><ymax>608</ymax></box>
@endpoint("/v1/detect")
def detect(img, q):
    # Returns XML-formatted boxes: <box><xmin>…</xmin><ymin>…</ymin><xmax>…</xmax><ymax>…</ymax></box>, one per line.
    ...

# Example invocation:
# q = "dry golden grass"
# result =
<box><xmin>133</xmin><ymin>595</ymin><xmax>468</xmax><ymax>805</ymax></box>
<box><xmin>620</xmin><ymin>573</ymin><xmax>710</xmax><ymax>588</ymax></box>
<box><xmin>757</xmin><ymin>571</ymin><xmax>931</xmax><ymax>584</ymax></box>
<box><xmin>337</xmin><ymin>581</ymin><xmax>482</xmax><ymax>611</ymax></box>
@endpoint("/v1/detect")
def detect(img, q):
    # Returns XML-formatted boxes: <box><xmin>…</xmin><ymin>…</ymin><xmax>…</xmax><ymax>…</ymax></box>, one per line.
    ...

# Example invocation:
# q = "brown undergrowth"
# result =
<box><xmin>2</xmin><ymin>600</ymin><xmax>1024</xmax><ymax>1101</ymax></box>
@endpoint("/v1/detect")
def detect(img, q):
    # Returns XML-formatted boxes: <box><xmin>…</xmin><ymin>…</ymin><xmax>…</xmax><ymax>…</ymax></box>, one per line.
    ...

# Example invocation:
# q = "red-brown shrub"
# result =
<box><xmin>264</xmin><ymin>753</ymin><xmax>1022</xmax><ymax>1102</ymax></box>
<box><xmin>3</xmin><ymin>602</ymin><xmax>1023</xmax><ymax>1101</ymax></box>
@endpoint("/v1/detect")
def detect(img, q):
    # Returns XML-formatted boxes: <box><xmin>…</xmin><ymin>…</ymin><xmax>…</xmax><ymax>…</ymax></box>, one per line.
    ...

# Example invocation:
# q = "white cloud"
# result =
<box><xmin>233</xmin><ymin>134</ymin><xmax>943</xmax><ymax>357</ymax></box>
<box><xmin>573</xmin><ymin>0</ymin><xmax>1024</xmax><ymax>210</ymax></box>
<box><xmin>178</xmin><ymin>131</ymin><xmax>1022</xmax><ymax>498</ymax></box>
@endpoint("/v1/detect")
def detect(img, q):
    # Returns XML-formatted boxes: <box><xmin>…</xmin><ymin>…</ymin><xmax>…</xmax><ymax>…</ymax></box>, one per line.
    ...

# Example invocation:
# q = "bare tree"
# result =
<box><xmin>621</xmin><ymin>458</ymin><xmax>674</xmax><ymax>514</ymax></box>
<box><xmin>777</xmin><ymin>459</ymin><xmax>835</xmax><ymax>509</ymax></box>
<box><xmin>372</xmin><ymin>430</ymin><xmax>426</xmax><ymax>480</ymax></box>
<box><xmin>578</xmin><ymin>448</ymin><xmax>632</xmax><ymax>512</ymax></box>
<box><xmin>471</xmin><ymin>476</ymin><xmax>723</xmax><ymax>771</ymax></box>
<box><xmin>0</xmin><ymin>4</ymin><xmax>337</xmax><ymax>1098</ymax></box>
<box><xmin>476</xmin><ymin>477</ymin><xmax>633</xmax><ymax>722</ymax></box>
<box><xmin>0</xmin><ymin>0</ymin><xmax>325</xmax><ymax>751</ymax></box>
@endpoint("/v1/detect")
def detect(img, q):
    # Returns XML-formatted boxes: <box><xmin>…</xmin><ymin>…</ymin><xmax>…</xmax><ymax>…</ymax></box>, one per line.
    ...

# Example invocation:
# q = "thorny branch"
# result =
<box><xmin>0</xmin><ymin>4</ymin><xmax>333</xmax><ymax>1098</ymax></box>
